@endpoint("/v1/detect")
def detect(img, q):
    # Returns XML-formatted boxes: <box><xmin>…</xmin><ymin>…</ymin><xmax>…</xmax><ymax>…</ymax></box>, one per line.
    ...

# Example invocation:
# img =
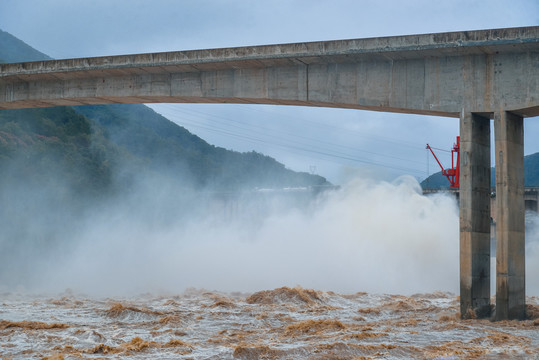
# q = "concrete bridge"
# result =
<box><xmin>1</xmin><ymin>26</ymin><xmax>538</xmax><ymax>320</ymax></box>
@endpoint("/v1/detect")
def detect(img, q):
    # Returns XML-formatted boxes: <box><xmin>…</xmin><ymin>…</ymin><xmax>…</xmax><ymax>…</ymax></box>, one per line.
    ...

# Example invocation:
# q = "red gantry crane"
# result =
<box><xmin>426</xmin><ymin>136</ymin><xmax>460</xmax><ymax>188</ymax></box>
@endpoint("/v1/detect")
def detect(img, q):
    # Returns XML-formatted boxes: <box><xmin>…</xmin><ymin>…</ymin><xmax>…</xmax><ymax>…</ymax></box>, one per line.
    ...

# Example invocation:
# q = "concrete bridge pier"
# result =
<box><xmin>459</xmin><ymin>112</ymin><xmax>491</xmax><ymax>318</ymax></box>
<box><xmin>494</xmin><ymin>111</ymin><xmax>526</xmax><ymax>320</ymax></box>
<box><xmin>460</xmin><ymin>110</ymin><xmax>527</xmax><ymax>320</ymax></box>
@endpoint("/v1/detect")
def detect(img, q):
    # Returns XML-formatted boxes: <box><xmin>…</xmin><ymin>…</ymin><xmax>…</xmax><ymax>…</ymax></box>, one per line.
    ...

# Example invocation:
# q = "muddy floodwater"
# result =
<box><xmin>1</xmin><ymin>287</ymin><xmax>538</xmax><ymax>359</ymax></box>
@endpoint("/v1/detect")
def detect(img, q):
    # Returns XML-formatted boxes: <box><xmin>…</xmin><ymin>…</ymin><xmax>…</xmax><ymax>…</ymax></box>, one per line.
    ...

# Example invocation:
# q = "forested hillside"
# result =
<box><xmin>74</xmin><ymin>104</ymin><xmax>326</xmax><ymax>190</ymax></box>
<box><xmin>0</xmin><ymin>29</ymin><xmax>51</xmax><ymax>63</ymax></box>
<box><xmin>0</xmin><ymin>107</ymin><xmax>119</xmax><ymax>199</ymax></box>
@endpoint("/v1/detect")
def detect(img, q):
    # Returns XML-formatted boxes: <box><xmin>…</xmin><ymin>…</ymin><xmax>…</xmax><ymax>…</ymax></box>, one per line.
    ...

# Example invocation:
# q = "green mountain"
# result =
<box><xmin>524</xmin><ymin>152</ymin><xmax>539</xmax><ymax>186</ymax></box>
<box><xmin>421</xmin><ymin>152</ymin><xmax>539</xmax><ymax>189</ymax></box>
<box><xmin>72</xmin><ymin>104</ymin><xmax>326</xmax><ymax>190</ymax></box>
<box><xmin>0</xmin><ymin>29</ymin><xmax>51</xmax><ymax>63</ymax></box>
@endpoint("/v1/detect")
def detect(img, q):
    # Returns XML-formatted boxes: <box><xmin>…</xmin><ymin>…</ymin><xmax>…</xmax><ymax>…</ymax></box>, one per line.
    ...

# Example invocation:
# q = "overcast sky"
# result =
<box><xmin>1</xmin><ymin>0</ymin><xmax>538</xmax><ymax>184</ymax></box>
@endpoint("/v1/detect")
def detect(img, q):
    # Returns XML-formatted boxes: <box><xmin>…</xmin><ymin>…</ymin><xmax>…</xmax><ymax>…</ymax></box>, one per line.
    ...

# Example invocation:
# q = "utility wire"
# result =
<box><xmin>232</xmin><ymin>104</ymin><xmax>426</xmax><ymax>150</ymax></box>
<box><xmin>163</xmin><ymin>112</ymin><xmax>427</xmax><ymax>176</ymax></box>
<box><xmin>156</xmin><ymin>104</ymin><xmax>426</xmax><ymax>167</ymax></box>
<box><xmin>161</xmin><ymin>107</ymin><xmax>427</xmax><ymax>172</ymax></box>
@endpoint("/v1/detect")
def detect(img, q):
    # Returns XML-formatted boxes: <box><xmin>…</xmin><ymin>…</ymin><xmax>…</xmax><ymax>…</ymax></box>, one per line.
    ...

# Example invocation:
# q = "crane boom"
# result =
<box><xmin>426</xmin><ymin>136</ymin><xmax>460</xmax><ymax>188</ymax></box>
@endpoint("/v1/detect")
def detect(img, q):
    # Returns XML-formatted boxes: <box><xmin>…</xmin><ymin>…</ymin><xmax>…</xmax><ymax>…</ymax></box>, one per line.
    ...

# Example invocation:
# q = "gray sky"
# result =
<box><xmin>1</xmin><ymin>0</ymin><xmax>538</xmax><ymax>184</ymax></box>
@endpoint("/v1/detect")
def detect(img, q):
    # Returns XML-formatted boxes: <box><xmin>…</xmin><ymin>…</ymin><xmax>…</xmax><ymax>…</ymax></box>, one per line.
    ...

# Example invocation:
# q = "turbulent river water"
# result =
<box><xmin>1</xmin><ymin>287</ymin><xmax>538</xmax><ymax>359</ymax></box>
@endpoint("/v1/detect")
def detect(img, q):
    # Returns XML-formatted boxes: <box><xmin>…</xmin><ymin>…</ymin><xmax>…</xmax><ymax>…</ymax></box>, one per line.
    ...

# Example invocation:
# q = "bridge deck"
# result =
<box><xmin>1</xmin><ymin>26</ymin><xmax>538</xmax><ymax>117</ymax></box>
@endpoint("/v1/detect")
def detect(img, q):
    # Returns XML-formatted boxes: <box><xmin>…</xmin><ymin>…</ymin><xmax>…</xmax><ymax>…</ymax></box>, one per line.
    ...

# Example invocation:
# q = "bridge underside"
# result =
<box><xmin>1</xmin><ymin>59</ymin><xmax>539</xmax><ymax>118</ymax></box>
<box><xmin>1</xmin><ymin>26</ymin><xmax>538</xmax><ymax>320</ymax></box>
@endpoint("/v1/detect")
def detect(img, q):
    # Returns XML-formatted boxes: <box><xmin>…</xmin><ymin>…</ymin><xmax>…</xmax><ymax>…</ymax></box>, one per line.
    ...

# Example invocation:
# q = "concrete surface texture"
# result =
<box><xmin>0</xmin><ymin>26</ymin><xmax>538</xmax><ymax>116</ymax></box>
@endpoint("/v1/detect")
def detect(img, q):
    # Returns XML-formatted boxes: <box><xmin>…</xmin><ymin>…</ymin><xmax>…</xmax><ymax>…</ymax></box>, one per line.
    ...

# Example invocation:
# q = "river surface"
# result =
<box><xmin>1</xmin><ymin>287</ymin><xmax>538</xmax><ymax>359</ymax></box>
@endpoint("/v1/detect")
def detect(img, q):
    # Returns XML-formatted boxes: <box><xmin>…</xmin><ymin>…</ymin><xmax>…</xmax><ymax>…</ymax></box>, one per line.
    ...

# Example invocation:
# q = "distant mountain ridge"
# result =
<box><xmin>421</xmin><ymin>152</ymin><xmax>539</xmax><ymax>189</ymax></box>
<box><xmin>0</xmin><ymin>29</ymin><xmax>51</xmax><ymax>63</ymax></box>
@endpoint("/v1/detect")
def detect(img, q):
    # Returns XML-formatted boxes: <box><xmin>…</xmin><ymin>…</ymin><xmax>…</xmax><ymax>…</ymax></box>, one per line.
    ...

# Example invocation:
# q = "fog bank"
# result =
<box><xmin>3</xmin><ymin>166</ymin><xmax>539</xmax><ymax>297</ymax></box>
<box><xmin>1</xmin><ymin>170</ymin><xmax>461</xmax><ymax>295</ymax></box>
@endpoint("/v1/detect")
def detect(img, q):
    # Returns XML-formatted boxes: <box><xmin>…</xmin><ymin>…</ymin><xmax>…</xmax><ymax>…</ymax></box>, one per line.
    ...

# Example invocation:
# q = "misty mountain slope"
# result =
<box><xmin>0</xmin><ymin>29</ymin><xmax>51</xmax><ymax>63</ymax></box>
<box><xmin>0</xmin><ymin>106</ymin><xmax>130</xmax><ymax>200</ymax></box>
<box><xmin>73</xmin><ymin>104</ymin><xmax>328</xmax><ymax>189</ymax></box>
<box><xmin>525</xmin><ymin>152</ymin><xmax>539</xmax><ymax>186</ymax></box>
<box><xmin>421</xmin><ymin>152</ymin><xmax>539</xmax><ymax>189</ymax></box>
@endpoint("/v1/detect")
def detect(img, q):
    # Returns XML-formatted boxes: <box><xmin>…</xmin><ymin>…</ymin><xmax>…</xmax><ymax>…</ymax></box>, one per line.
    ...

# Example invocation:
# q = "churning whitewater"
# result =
<box><xmin>1</xmin><ymin>288</ymin><xmax>539</xmax><ymax>359</ymax></box>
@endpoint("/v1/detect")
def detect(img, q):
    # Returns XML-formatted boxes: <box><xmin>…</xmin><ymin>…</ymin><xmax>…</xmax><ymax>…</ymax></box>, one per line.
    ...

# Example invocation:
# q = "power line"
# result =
<box><xmin>153</xmin><ymin>106</ymin><xmax>427</xmax><ymax>176</ymax></box>
<box><xmin>185</xmin><ymin>122</ymin><xmax>426</xmax><ymax>175</ymax></box>
<box><xmin>155</xmin><ymin>104</ymin><xmax>427</xmax><ymax>169</ymax></box>
<box><xmin>231</xmin><ymin>104</ymin><xmax>426</xmax><ymax>150</ymax></box>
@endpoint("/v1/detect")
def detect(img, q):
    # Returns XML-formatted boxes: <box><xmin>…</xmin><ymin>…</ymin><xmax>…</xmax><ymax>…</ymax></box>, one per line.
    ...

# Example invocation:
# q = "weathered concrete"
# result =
<box><xmin>459</xmin><ymin>112</ymin><xmax>491</xmax><ymax>318</ymax></box>
<box><xmin>1</xmin><ymin>27</ymin><xmax>538</xmax><ymax>117</ymax></box>
<box><xmin>494</xmin><ymin>111</ymin><xmax>526</xmax><ymax>320</ymax></box>
<box><xmin>1</xmin><ymin>26</ymin><xmax>538</xmax><ymax>320</ymax></box>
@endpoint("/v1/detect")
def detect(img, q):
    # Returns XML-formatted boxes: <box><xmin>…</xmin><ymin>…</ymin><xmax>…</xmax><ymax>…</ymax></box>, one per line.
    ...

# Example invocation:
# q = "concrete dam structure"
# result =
<box><xmin>1</xmin><ymin>26</ymin><xmax>538</xmax><ymax>320</ymax></box>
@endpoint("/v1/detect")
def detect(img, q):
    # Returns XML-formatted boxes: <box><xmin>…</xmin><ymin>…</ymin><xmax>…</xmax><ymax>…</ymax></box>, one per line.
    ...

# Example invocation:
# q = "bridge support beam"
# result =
<box><xmin>494</xmin><ymin>111</ymin><xmax>526</xmax><ymax>320</ymax></box>
<box><xmin>459</xmin><ymin>112</ymin><xmax>491</xmax><ymax>318</ymax></box>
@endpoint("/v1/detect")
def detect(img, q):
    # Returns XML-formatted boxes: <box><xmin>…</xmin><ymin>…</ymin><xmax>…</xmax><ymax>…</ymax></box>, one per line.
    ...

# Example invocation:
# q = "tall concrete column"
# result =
<box><xmin>494</xmin><ymin>111</ymin><xmax>525</xmax><ymax>320</ymax></box>
<box><xmin>459</xmin><ymin>111</ymin><xmax>491</xmax><ymax>318</ymax></box>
